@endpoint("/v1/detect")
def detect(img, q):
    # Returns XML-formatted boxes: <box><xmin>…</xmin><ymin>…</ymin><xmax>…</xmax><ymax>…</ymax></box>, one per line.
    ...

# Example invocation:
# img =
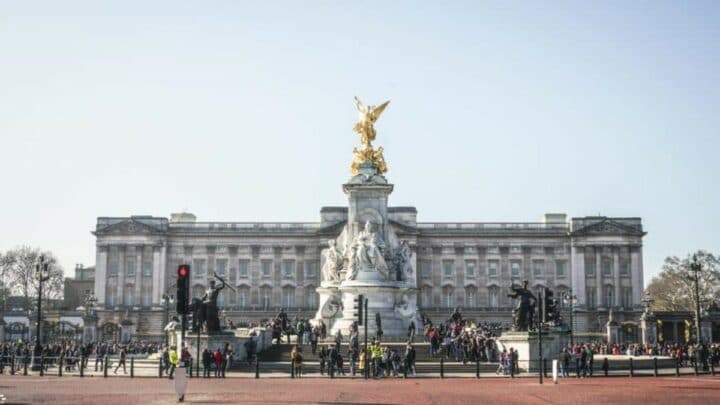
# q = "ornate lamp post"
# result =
<box><xmin>562</xmin><ymin>290</ymin><xmax>578</xmax><ymax>346</ymax></box>
<box><xmin>162</xmin><ymin>293</ymin><xmax>174</xmax><ymax>346</ymax></box>
<box><xmin>32</xmin><ymin>255</ymin><xmax>50</xmax><ymax>371</ymax></box>
<box><xmin>688</xmin><ymin>254</ymin><xmax>703</xmax><ymax>345</ymax></box>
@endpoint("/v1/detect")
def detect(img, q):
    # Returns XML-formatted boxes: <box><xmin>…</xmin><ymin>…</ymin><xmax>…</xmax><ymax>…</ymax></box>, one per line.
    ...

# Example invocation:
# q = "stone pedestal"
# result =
<box><xmin>182</xmin><ymin>331</ymin><xmax>236</xmax><ymax>364</ymax></box>
<box><xmin>640</xmin><ymin>312</ymin><xmax>657</xmax><ymax>345</ymax></box>
<box><xmin>120</xmin><ymin>320</ymin><xmax>135</xmax><ymax>343</ymax></box>
<box><xmin>83</xmin><ymin>314</ymin><xmax>98</xmax><ymax>343</ymax></box>
<box><xmin>497</xmin><ymin>330</ymin><xmax>564</xmax><ymax>372</ymax></box>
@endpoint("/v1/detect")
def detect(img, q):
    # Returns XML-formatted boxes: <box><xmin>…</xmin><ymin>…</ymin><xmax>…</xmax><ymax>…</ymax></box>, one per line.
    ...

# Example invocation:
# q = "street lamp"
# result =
<box><xmin>32</xmin><ymin>255</ymin><xmax>50</xmax><ymax>371</ymax></box>
<box><xmin>162</xmin><ymin>293</ymin><xmax>174</xmax><ymax>346</ymax></box>
<box><xmin>562</xmin><ymin>290</ymin><xmax>578</xmax><ymax>346</ymax></box>
<box><xmin>688</xmin><ymin>254</ymin><xmax>703</xmax><ymax>345</ymax></box>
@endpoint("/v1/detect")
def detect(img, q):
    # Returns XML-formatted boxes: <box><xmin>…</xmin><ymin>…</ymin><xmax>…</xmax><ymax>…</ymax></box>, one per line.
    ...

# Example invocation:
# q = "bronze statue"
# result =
<box><xmin>191</xmin><ymin>273</ymin><xmax>235</xmax><ymax>333</ymax></box>
<box><xmin>508</xmin><ymin>280</ymin><xmax>537</xmax><ymax>331</ymax></box>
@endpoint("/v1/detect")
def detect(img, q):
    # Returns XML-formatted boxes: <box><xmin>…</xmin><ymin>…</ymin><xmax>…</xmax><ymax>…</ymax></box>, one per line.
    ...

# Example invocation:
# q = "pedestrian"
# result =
<box><xmin>404</xmin><ymin>343</ymin><xmax>417</xmax><ymax>377</ymax></box>
<box><xmin>291</xmin><ymin>345</ymin><xmax>303</xmax><ymax>378</ymax></box>
<box><xmin>202</xmin><ymin>348</ymin><xmax>212</xmax><ymax>378</ymax></box>
<box><xmin>213</xmin><ymin>348</ymin><xmax>223</xmax><ymax>378</ymax></box>
<box><xmin>319</xmin><ymin>345</ymin><xmax>328</xmax><ymax>375</ymax></box>
<box><xmin>559</xmin><ymin>348</ymin><xmax>570</xmax><ymax>378</ymax></box>
<box><xmin>168</xmin><ymin>346</ymin><xmax>179</xmax><ymax>379</ymax></box>
<box><xmin>162</xmin><ymin>346</ymin><xmax>170</xmax><ymax>376</ymax></box>
<box><xmin>113</xmin><ymin>346</ymin><xmax>127</xmax><ymax>374</ymax></box>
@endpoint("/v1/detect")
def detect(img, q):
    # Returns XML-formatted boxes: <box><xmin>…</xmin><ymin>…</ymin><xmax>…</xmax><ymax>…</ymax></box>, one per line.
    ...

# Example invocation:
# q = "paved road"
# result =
<box><xmin>1</xmin><ymin>374</ymin><xmax>719</xmax><ymax>404</ymax></box>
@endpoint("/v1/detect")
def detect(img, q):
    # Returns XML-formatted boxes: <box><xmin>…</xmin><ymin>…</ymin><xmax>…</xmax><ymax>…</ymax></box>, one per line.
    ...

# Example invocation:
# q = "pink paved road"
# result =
<box><xmin>1</xmin><ymin>375</ymin><xmax>719</xmax><ymax>404</ymax></box>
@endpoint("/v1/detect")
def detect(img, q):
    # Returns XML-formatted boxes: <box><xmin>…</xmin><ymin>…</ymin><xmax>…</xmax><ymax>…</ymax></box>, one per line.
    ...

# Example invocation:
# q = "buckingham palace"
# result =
<box><xmin>90</xmin><ymin>98</ymin><xmax>647</xmax><ymax>343</ymax></box>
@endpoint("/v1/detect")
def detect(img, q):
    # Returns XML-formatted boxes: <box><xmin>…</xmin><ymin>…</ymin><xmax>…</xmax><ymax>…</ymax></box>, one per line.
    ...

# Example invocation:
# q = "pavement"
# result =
<box><xmin>0</xmin><ymin>374</ymin><xmax>719</xmax><ymax>404</ymax></box>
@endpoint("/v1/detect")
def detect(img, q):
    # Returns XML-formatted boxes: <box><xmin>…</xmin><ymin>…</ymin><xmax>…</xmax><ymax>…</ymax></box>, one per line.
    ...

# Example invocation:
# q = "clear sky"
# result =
<box><xmin>1</xmin><ymin>1</ymin><xmax>718</xmax><ymax>286</ymax></box>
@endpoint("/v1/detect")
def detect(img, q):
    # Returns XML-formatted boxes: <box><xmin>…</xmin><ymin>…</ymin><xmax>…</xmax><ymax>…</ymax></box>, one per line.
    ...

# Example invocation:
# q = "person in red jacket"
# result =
<box><xmin>213</xmin><ymin>348</ymin><xmax>224</xmax><ymax>378</ymax></box>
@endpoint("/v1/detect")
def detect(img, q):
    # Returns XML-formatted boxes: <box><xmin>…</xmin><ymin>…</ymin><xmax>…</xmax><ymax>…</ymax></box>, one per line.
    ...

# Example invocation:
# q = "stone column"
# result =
<box><xmin>630</xmin><ymin>245</ymin><xmax>643</xmax><ymax>307</ymax></box>
<box><xmin>116</xmin><ymin>245</ymin><xmax>125</xmax><ymax>307</ymax></box>
<box><xmin>613</xmin><ymin>247</ymin><xmax>621</xmax><ymax>308</ymax></box>
<box><xmin>95</xmin><ymin>245</ymin><xmax>108</xmax><ymax>305</ymax></box>
<box><xmin>134</xmin><ymin>245</ymin><xmax>143</xmax><ymax>307</ymax></box>
<box><xmin>640</xmin><ymin>312</ymin><xmax>657</xmax><ymax>345</ymax></box>
<box><xmin>570</xmin><ymin>243</ymin><xmax>586</xmax><ymax>307</ymax></box>
<box><xmin>595</xmin><ymin>248</ymin><xmax>603</xmax><ymax>308</ymax></box>
<box><xmin>672</xmin><ymin>321</ymin><xmax>679</xmax><ymax>343</ymax></box>
<box><xmin>160</xmin><ymin>242</ymin><xmax>167</xmax><ymax>302</ymax></box>
<box><xmin>152</xmin><ymin>245</ymin><xmax>161</xmax><ymax>305</ymax></box>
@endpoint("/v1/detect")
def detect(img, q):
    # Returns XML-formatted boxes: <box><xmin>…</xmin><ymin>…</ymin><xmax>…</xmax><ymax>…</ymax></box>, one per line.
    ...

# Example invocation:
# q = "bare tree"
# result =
<box><xmin>2</xmin><ymin>246</ymin><xmax>64</xmax><ymax>311</ymax></box>
<box><xmin>645</xmin><ymin>250</ymin><xmax>720</xmax><ymax>312</ymax></box>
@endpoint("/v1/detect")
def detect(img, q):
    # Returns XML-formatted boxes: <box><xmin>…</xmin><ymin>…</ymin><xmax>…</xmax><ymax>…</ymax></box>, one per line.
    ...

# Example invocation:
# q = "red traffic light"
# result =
<box><xmin>178</xmin><ymin>265</ymin><xmax>189</xmax><ymax>277</ymax></box>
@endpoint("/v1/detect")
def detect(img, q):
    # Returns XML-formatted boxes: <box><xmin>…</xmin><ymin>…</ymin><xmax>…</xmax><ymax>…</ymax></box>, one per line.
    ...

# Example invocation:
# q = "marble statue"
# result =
<box><xmin>387</xmin><ymin>240</ymin><xmax>413</xmax><ymax>281</ymax></box>
<box><xmin>346</xmin><ymin>221</ymin><xmax>389</xmax><ymax>280</ymax></box>
<box><xmin>321</xmin><ymin>239</ymin><xmax>343</xmax><ymax>283</ymax></box>
<box><xmin>353</xmin><ymin>96</ymin><xmax>390</xmax><ymax>148</ymax></box>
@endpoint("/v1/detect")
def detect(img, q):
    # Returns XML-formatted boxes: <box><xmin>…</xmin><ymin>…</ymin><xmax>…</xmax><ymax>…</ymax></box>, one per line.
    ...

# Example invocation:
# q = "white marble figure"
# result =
<box><xmin>346</xmin><ymin>221</ymin><xmax>389</xmax><ymax>280</ymax></box>
<box><xmin>321</xmin><ymin>239</ymin><xmax>343</xmax><ymax>283</ymax></box>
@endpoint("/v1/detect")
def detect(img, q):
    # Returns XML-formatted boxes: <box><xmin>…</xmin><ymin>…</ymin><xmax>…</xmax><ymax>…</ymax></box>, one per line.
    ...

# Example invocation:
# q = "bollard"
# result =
<box><xmin>10</xmin><ymin>355</ymin><xmax>15</xmax><ymax>375</ymax></box>
<box><xmin>440</xmin><ymin>357</ymin><xmax>445</xmax><ymax>379</ymax></box>
<box><xmin>711</xmin><ymin>361</ymin><xmax>715</xmax><ymax>377</ymax></box>
<box><xmin>130</xmin><ymin>357</ymin><xmax>134</xmax><ymax>378</ymax></box>
<box><xmin>103</xmin><ymin>355</ymin><xmax>108</xmax><ymax>378</ymax></box>
<box><xmin>543</xmin><ymin>358</ymin><xmax>548</xmax><ymax>378</ymax></box>
<box><xmin>291</xmin><ymin>359</ymin><xmax>295</xmax><ymax>378</ymax></box>
<box><xmin>476</xmin><ymin>359</ymin><xmax>480</xmax><ymax>378</ymax></box>
<box><xmin>59</xmin><ymin>356</ymin><xmax>63</xmax><ymax>377</ymax></box>
<box><xmin>158</xmin><ymin>358</ymin><xmax>163</xmax><ymax>378</ymax></box>
<box><xmin>40</xmin><ymin>356</ymin><xmax>45</xmax><ymax>377</ymax></box>
<box><xmin>629</xmin><ymin>358</ymin><xmax>633</xmax><ymax>377</ymax></box>
<box><xmin>404</xmin><ymin>363</ymin><xmax>408</xmax><ymax>379</ymax></box>
<box><xmin>653</xmin><ymin>357</ymin><xmax>658</xmax><ymax>377</ymax></box>
<box><xmin>255</xmin><ymin>360</ymin><xmax>260</xmax><ymax>379</ymax></box>
<box><xmin>694</xmin><ymin>360</ymin><xmax>699</xmax><ymax>376</ymax></box>
<box><xmin>80</xmin><ymin>355</ymin><xmax>85</xmax><ymax>378</ymax></box>
<box><xmin>23</xmin><ymin>359</ymin><xmax>28</xmax><ymax>376</ymax></box>
<box><xmin>222</xmin><ymin>362</ymin><xmax>226</xmax><ymax>379</ymax></box>
<box><xmin>330</xmin><ymin>362</ymin><xmax>334</xmax><ymax>379</ymax></box>
<box><xmin>675</xmin><ymin>357</ymin><xmax>680</xmax><ymax>376</ymax></box>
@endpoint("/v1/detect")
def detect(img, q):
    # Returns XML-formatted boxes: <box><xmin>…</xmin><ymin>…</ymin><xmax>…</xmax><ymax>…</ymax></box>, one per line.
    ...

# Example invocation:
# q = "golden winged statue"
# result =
<box><xmin>353</xmin><ymin>96</ymin><xmax>390</xmax><ymax>148</ymax></box>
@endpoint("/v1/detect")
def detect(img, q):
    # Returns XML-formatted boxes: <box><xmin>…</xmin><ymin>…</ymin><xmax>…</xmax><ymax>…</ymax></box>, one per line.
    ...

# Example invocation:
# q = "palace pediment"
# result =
<box><xmin>95</xmin><ymin>219</ymin><xmax>164</xmax><ymax>235</ymax></box>
<box><xmin>571</xmin><ymin>218</ymin><xmax>645</xmax><ymax>237</ymax></box>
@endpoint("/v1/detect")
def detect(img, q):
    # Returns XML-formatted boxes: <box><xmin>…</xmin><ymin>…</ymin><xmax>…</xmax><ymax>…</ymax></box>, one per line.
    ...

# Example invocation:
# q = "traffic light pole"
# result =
<box><xmin>364</xmin><ymin>298</ymin><xmax>368</xmax><ymax>380</ymax></box>
<box><xmin>538</xmin><ymin>289</ymin><xmax>543</xmax><ymax>385</ymax></box>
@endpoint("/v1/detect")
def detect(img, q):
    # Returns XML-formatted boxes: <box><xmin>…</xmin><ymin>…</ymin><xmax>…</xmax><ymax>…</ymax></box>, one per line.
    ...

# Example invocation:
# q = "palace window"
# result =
<box><xmin>193</xmin><ymin>259</ymin><xmax>206</xmax><ymax>278</ymax></box>
<box><xmin>124</xmin><ymin>286</ymin><xmax>134</xmax><ymax>307</ymax></box>
<box><xmin>216</xmin><ymin>259</ymin><xmax>227</xmax><ymax>276</ymax></box>
<box><xmin>229</xmin><ymin>267</ymin><xmax>237</xmax><ymax>285</ymax></box>
<box><xmin>260</xmin><ymin>287</ymin><xmax>271</xmax><ymax>309</ymax></box>
<box><xmin>305</xmin><ymin>261</ymin><xmax>318</xmax><ymax>279</ymax></box>
<box><xmin>622</xmin><ymin>287</ymin><xmax>633</xmax><ymax>308</ymax></box>
<box><xmin>511</xmin><ymin>261</ymin><xmax>521</xmax><ymax>278</ymax></box>
<box><xmin>585</xmin><ymin>286</ymin><xmax>596</xmax><ymax>308</ymax></box>
<box><xmin>126</xmin><ymin>261</ymin><xmax>135</xmax><ymax>277</ymax></box>
<box><xmin>489</xmin><ymin>288</ymin><xmax>499</xmax><ymax>308</ymax></box>
<box><xmin>620</xmin><ymin>258</ymin><xmax>630</xmax><ymax>276</ymax></box>
<box><xmin>238</xmin><ymin>288</ymin><xmax>248</xmax><ymax>307</ymax></box>
<box><xmin>465</xmin><ymin>260</ymin><xmax>476</xmax><ymax>278</ymax></box>
<box><xmin>602</xmin><ymin>258</ymin><xmax>612</xmax><ymax>276</ymax></box>
<box><xmin>217</xmin><ymin>291</ymin><xmax>225</xmax><ymax>307</ymax></box>
<box><xmin>306</xmin><ymin>289</ymin><xmax>318</xmax><ymax>308</ymax></box>
<box><xmin>420</xmin><ymin>260</ymin><xmax>431</xmax><ymax>278</ymax></box>
<box><xmin>556</xmin><ymin>260</ymin><xmax>566</xmax><ymax>277</ymax></box>
<box><xmin>421</xmin><ymin>287</ymin><xmax>432</xmax><ymax>307</ymax></box>
<box><xmin>533</xmin><ymin>260</ymin><xmax>544</xmax><ymax>277</ymax></box>
<box><xmin>488</xmin><ymin>260</ymin><xmax>499</xmax><ymax>277</ymax></box>
<box><xmin>261</xmin><ymin>260</ymin><xmax>272</xmax><ymax>278</ymax></box>
<box><xmin>283</xmin><ymin>260</ymin><xmax>295</xmax><ymax>278</ymax></box>
<box><xmin>443</xmin><ymin>260</ymin><xmax>454</xmax><ymax>278</ymax></box>
<box><xmin>585</xmin><ymin>257</ymin><xmax>596</xmax><ymax>276</ymax></box>
<box><xmin>465</xmin><ymin>287</ymin><xmax>477</xmax><ymax>308</ymax></box>
<box><xmin>142</xmin><ymin>260</ymin><xmax>152</xmax><ymax>277</ymax></box>
<box><xmin>603</xmin><ymin>285</ymin><xmax>613</xmax><ymax>307</ymax></box>
<box><xmin>282</xmin><ymin>286</ymin><xmax>295</xmax><ymax>308</ymax></box>
<box><xmin>239</xmin><ymin>259</ymin><xmax>250</xmax><ymax>278</ymax></box>
<box><xmin>228</xmin><ymin>289</ymin><xmax>237</xmax><ymax>305</ymax></box>
<box><xmin>442</xmin><ymin>286</ymin><xmax>454</xmax><ymax>307</ymax></box>
<box><xmin>141</xmin><ymin>285</ymin><xmax>151</xmax><ymax>307</ymax></box>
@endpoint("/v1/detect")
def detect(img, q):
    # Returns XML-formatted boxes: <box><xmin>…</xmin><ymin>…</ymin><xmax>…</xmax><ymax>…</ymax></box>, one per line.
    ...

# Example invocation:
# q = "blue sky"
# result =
<box><xmin>1</xmin><ymin>1</ymin><xmax>718</xmax><ymax>285</ymax></box>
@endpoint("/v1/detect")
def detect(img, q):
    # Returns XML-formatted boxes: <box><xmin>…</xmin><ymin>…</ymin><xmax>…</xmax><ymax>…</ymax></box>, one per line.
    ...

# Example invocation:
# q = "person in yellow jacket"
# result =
<box><xmin>168</xmin><ymin>346</ymin><xmax>179</xmax><ymax>379</ymax></box>
<box><xmin>371</xmin><ymin>342</ymin><xmax>383</xmax><ymax>377</ymax></box>
<box><xmin>291</xmin><ymin>345</ymin><xmax>303</xmax><ymax>378</ymax></box>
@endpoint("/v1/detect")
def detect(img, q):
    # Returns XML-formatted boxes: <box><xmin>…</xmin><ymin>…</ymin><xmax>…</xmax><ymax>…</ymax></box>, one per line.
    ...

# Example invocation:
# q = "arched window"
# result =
<box><xmin>306</xmin><ymin>287</ymin><xmax>318</xmax><ymax>308</ymax></box>
<box><xmin>238</xmin><ymin>286</ymin><xmax>250</xmax><ymax>308</ymax></box>
<box><xmin>124</xmin><ymin>286</ymin><xmax>134</xmax><ymax>307</ymax></box>
<box><xmin>282</xmin><ymin>286</ymin><xmax>295</xmax><ymax>309</ymax></box>
<box><xmin>260</xmin><ymin>286</ymin><xmax>271</xmax><ymax>309</ymax></box>
<box><xmin>489</xmin><ymin>287</ymin><xmax>499</xmax><ymax>308</ymax></box>
<box><xmin>442</xmin><ymin>286</ymin><xmax>454</xmax><ymax>308</ymax></box>
<box><xmin>465</xmin><ymin>287</ymin><xmax>477</xmax><ymax>308</ymax></box>
<box><xmin>141</xmin><ymin>285</ymin><xmax>152</xmax><ymax>307</ymax></box>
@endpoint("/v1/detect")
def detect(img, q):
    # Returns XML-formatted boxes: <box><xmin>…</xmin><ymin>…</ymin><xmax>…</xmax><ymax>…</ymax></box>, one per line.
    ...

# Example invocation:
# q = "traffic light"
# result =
<box><xmin>542</xmin><ymin>288</ymin><xmax>558</xmax><ymax>324</ymax></box>
<box><xmin>176</xmin><ymin>264</ymin><xmax>190</xmax><ymax>315</ymax></box>
<box><xmin>353</xmin><ymin>294</ymin><xmax>364</xmax><ymax>326</ymax></box>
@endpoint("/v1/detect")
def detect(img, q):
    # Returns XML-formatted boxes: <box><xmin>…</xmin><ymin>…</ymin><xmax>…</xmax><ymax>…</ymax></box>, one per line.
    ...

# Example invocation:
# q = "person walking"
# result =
<box><xmin>113</xmin><ymin>347</ymin><xmax>127</xmax><ymax>374</ymax></box>
<box><xmin>559</xmin><ymin>348</ymin><xmax>571</xmax><ymax>378</ymax></box>
<box><xmin>404</xmin><ymin>343</ymin><xmax>417</xmax><ymax>377</ymax></box>
<box><xmin>168</xmin><ymin>346</ymin><xmax>179</xmax><ymax>379</ymax></box>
